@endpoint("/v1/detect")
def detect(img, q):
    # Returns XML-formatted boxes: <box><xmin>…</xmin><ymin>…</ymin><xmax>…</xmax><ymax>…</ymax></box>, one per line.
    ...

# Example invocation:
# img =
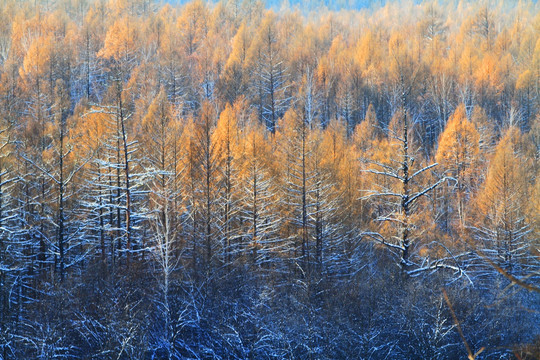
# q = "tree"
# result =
<box><xmin>18</xmin><ymin>32</ymin><xmax>56</xmax><ymax>277</ymax></box>
<box><xmin>277</xmin><ymin>106</ymin><xmax>312</xmax><ymax>275</ymax></box>
<box><xmin>156</xmin><ymin>6</ymin><xmax>185</xmax><ymax>106</ymax></box>
<box><xmin>176</xmin><ymin>0</ymin><xmax>208</xmax><ymax>57</ymax></box>
<box><xmin>238</xmin><ymin>118</ymin><xmax>279</xmax><ymax>269</ymax></box>
<box><xmin>140</xmin><ymin>89</ymin><xmax>178</xmax><ymax>211</ymax></box>
<box><xmin>353</xmin><ymin>103</ymin><xmax>382</xmax><ymax>153</ymax></box>
<box><xmin>84</xmin><ymin>81</ymin><xmax>144</xmax><ymax>271</ymax></box>
<box><xmin>362</xmin><ymin>82</ymin><xmax>452</xmax><ymax>275</ymax></box>
<box><xmin>435</xmin><ymin>104</ymin><xmax>480</xmax><ymax>231</ymax></box>
<box><xmin>44</xmin><ymin>79</ymin><xmax>84</xmax><ymax>281</ymax></box>
<box><xmin>140</xmin><ymin>89</ymin><xmax>183</xmax><ymax>262</ymax></box>
<box><xmin>474</xmin><ymin>127</ymin><xmax>534</xmax><ymax>272</ymax></box>
<box><xmin>470</xmin><ymin>105</ymin><xmax>496</xmax><ymax>155</ymax></box>
<box><xmin>277</xmin><ymin>102</ymin><xmax>337</xmax><ymax>276</ymax></box>
<box><xmin>473</xmin><ymin>5</ymin><xmax>496</xmax><ymax>52</ymax></box>
<box><xmin>176</xmin><ymin>0</ymin><xmax>209</xmax><ymax>108</ymax></box>
<box><xmin>98</xmin><ymin>16</ymin><xmax>139</xmax><ymax>73</ymax></box>
<box><xmin>192</xmin><ymin>102</ymin><xmax>220</xmax><ymax>269</ymax></box>
<box><xmin>212</xmin><ymin>101</ymin><xmax>244</xmax><ymax>266</ymax></box>
<box><xmin>77</xmin><ymin>105</ymin><xmax>113</xmax><ymax>271</ymax></box>
<box><xmin>149</xmin><ymin>201</ymin><xmax>182</xmax><ymax>359</ymax></box>
<box><xmin>316</xmin><ymin>36</ymin><xmax>342</xmax><ymax>129</ymax></box>
<box><xmin>217</xmin><ymin>22</ymin><xmax>250</xmax><ymax>105</ymax></box>
<box><xmin>75</xmin><ymin>6</ymin><xmax>106</xmax><ymax>101</ymax></box>
<box><xmin>328</xmin><ymin>119</ymin><xmax>365</xmax><ymax>274</ymax></box>
<box><xmin>249</xmin><ymin>12</ymin><xmax>290</xmax><ymax>133</ymax></box>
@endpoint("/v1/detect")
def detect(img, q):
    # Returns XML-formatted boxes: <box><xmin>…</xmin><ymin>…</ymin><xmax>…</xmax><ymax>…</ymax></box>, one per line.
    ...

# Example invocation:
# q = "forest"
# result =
<box><xmin>0</xmin><ymin>0</ymin><xmax>538</xmax><ymax>358</ymax></box>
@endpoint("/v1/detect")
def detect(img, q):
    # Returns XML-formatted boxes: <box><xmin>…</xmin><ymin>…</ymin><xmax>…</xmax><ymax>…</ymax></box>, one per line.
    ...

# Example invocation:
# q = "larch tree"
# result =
<box><xmin>425</xmin><ymin>44</ymin><xmax>454</xmax><ymax>149</ymax></box>
<box><xmin>98</xmin><ymin>16</ymin><xmax>139</xmax><ymax>78</ymax></box>
<box><xmin>140</xmin><ymin>89</ymin><xmax>173</xmax><ymax>198</ymax></box>
<box><xmin>362</xmin><ymin>38</ymin><xmax>456</xmax><ymax>275</ymax></box>
<box><xmin>76</xmin><ymin>6</ymin><xmax>105</xmax><ymax>101</ymax></box>
<box><xmin>249</xmin><ymin>12</ymin><xmax>290</xmax><ymax>133</ymax></box>
<box><xmin>84</xmin><ymin>86</ymin><xmax>142</xmax><ymax>271</ymax></box>
<box><xmin>142</xmin><ymin>92</ymin><xmax>184</xmax><ymax>359</ymax></box>
<box><xmin>474</xmin><ymin>127</ymin><xmax>534</xmax><ymax>273</ymax></box>
<box><xmin>38</xmin><ymin>79</ymin><xmax>86</xmax><ymax>281</ymax></box>
<box><xmin>211</xmin><ymin>101</ymin><xmax>243</xmax><ymax>266</ymax></box>
<box><xmin>435</xmin><ymin>104</ymin><xmax>480</xmax><ymax>232</ymax></box>
<box><xmin>176</xmin><ymin>0</ymin><xmax>209</xmax><ymax>108</ymax></box>
<box><xmin>300</xmin><ymin>71</ymin><xmax>340</xmax><ymax>270</ymax></box>
<box><xmin>326</xmin><ymin>119</ymin><xmax>364</xmax><ymax>274</ymax></box>
<box><xmin>217</xmin><ymin>22</ymin><xmax>251</xmax><ymax>105</ymax></box>
<box><xmin>353</xmin><ymin>103</ymin><xmax>383</xmax><ymax>154</ymax></box>
<box><xmin>277</xmin><ymin>103</ymin><xmax>329</xmax><ymax>277</ymax></box>
<box><xmin>456</xmin><ymin>42</ymin><xmax>479</xmax><ymax>118</ymax></box>
<box><xmin>192</xmin><ymin>102</ymin><xmax>220</xmax><ymax>270</ymax></box>
<box><xmin>470</xmin><ymin>105</ymin><xmax>496</xmax><ymax>156</ymax></box>
<box><xmin>308</xmin><ymin>126</ymin><xmax>340</xmax><ymax>271</ymax></box>
<box><xmin>177</xmin><ymin>116</ymin><xmax>201</xmax><ymax>272</ymax></box>
<box><xmin>96</xmin><ymin>18</ymin><xmax>145</xmax><ymax>269</ymax></box>
<box><xmin>140</xmin><ymin>89</ymin><xmax>183</xmax><ymax>258</ymax></box>
<box><xmin>176</xmin><ymin>0</ymin><xmax>208</xmax><ymax>58</ymax></box>
<box><xmin>149</xmin><ymin>199</ymin><xmax>182</xmax><ymax>359</ymax></box>
<box><xmin>18</xmin><ymin>32</ymin><xmax>55</xmax><ymax>277</ymax></box>
<box><xmin>316</xmin><ymin>36</ymin><xmax>342</xmax><ymax>129</ymax></box>
<box><xmin>238</xmin><ymin>119</ymin><xmax>279</xmax><ymax>270</ymax></box>
<box><xmin>473</xmin><ymin>4</ymin><xmax>496</xmax><ymax>52</ymax></box>
<box><xmin>157</xmin><ymin>6</ymin><xmax>185</xmax><ymax>106</ymax></box>
<box><xmin>77</xmin><ymin>106</ymin><xmax>113</xmax><ymax>271</ymax></box>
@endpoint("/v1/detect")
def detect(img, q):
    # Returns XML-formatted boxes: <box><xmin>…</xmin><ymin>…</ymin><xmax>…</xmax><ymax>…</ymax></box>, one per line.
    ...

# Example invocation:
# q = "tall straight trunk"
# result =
<box><xmin>252</xmin><ymin>160</ymin><xmax>258</xmax><ymax>266</ymax></box>
<box><xmin>108</xmin><ymin>153</ymin><xmax>116</xmax><ymax>271</ymax></box>
<box><xmin>58</xmin><ymin>108</ymin><xmax>65</xmax><ymax>281</ymax></box>
<box><xmin>224</xmin><ymin>120</ymin><xmax>232</xmax><ymax>266</ymax></box>
<box><xmin>97</xmin><ymin>167</ymin><xmax>106</xmax><ymax>269</ymax></box>
<box><xmin>119</xmin><ymin>93</ymin><xmax>132</xmax><ymax>268</ymax></box>
<box><xmin>116</xmin><ymin>124</ymin><xmax>122</xmax><ymax>265</ymax></box>
<box><xmin>301</xmin><ymin>118</ymin><xmax>308</xmax><ymax>273</ymax></box>
<box><xmin>205</xmin><ymin>157</ymin><xmax>211</xmax><ymax>266</ymax></box>
<box><xmin>400</xmin><ymin>77</ymin><xmax>411</xmax><ymax>269</ymax></box>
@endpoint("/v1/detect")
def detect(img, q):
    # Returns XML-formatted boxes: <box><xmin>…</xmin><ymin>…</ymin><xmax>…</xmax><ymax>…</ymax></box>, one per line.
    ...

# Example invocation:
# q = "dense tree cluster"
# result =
<box><xmin>0</xmin><ymin>0</ymin><xmax>538</xmax><ymax>358</ymax></box>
